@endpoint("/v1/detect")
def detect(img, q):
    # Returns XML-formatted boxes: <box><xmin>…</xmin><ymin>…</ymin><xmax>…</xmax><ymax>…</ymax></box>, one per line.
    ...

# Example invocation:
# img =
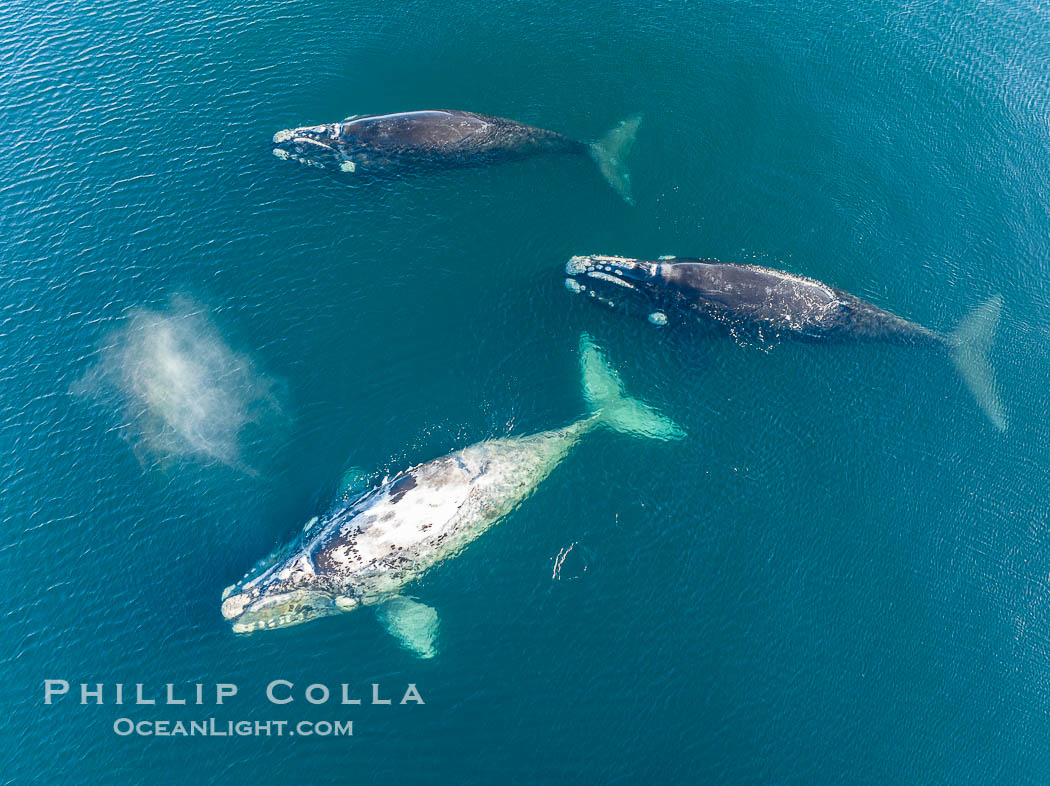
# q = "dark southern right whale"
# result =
<box><xmin>565</xmin><ymin>254</ymin><xmax>1006</xmax><ymax>430</ymax></box>
<box><xmin>272</xmin><ymin>110</ymin><xmax>642</xmax><ymax>203</ymax></box>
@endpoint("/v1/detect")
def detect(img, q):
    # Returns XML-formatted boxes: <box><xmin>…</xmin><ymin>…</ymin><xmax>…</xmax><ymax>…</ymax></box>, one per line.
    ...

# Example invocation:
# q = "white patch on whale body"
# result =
<box><xmin>565</xmin><ymin>256</ymin><xmax>593</xmax><ymax>275</ymax></box>
<box><xmin>565</xmin><ymin>278</ymin><xmax>584</xmax><ymax>294</ymax></box>
<box><xmin>323</xmin><ymin>466</ymin><xmax>479</xmax><ymax>574</ymax></box>
<box><xmin>272</xmin><ymin>148</ymin><xmax>291</xmax><ymax>160</ymax></box>
<box><xmin>292</xmin><ymin>433</ymin><xmax>581</xmax><ymax>603</ymax></box>
<box><xmin>72</xmin><ymin>296</ymin><xmax>286</xmax><ymax>472</ymax></box>
<box><xmin>339</xmin><ymin>161</ymin><xmax>357</xmax><ymax>173</ymax></box>
<box><xmin>648</xmin><ymin>311</ymin><xmax>668</xmax><ymax>326</ymax></box>
<box><xmin>221</xmin><ymin>593</ymin><xmax>251</xmax><ymax>620</ymax></box>
<box><xmin>272</xmin><ymin>129</ymin><xmax>294</xmax><ymax>144</ymax></box>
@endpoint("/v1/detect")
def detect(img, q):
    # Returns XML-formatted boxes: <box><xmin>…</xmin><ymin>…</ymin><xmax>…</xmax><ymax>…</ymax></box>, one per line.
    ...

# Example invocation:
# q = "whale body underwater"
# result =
<box><xmin>271</xmin><ymin>109</ymin><xmax>642</xmax><ymax>203</ymax></box>
<box><xmin>565</xmin><ymin>255</ymin><xmax>1006</xmax><ymax>430</ymax></box>
<box><xmin>221</xmin><ymin>335</ymin><xmax>683</xmax><ymax>657</ymax></box>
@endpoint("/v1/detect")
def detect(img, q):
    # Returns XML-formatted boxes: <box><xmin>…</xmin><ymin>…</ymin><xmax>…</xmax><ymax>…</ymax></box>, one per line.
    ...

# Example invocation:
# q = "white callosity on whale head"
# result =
<box><xmin>272</xmin><ymin>125</ymin><xmax>340</xmax><ymax>169</ymax></box>
<box><xmin>565</xmin><ymin>277</ymin><xmax>619</xmax><ymax>309</ymax></box>
<box><xmin>566</xmin><ymin>254</ymin><xmax>646</xmax><ymax>281</ymax></box>
<box><xmin>273</xmin><ymin>125</ymin><xmax>327</xmax><ymax>144</ymax></box>
<box><xmin>565</xmin><ymin>255</ymin><xmax>596</xmax><ymax>275</ymax></box>
<box><xmin>220</xmin><ymin>592</ymin><xmax>251</xmax><ymax>620</ymax></box>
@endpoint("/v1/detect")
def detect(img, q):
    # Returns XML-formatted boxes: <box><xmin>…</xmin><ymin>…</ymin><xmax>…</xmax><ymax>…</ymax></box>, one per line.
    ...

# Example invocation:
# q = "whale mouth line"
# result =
<box><xmin>564</xmin><ymin>266</ymin><xmax>639</xmax><ymax>293</ymax></box>
<box><xmin>271</xmin><ymin>146</ymin><xmax>332</xmax><ymax>168</ymax></box>
<box><xmin>586</xmin><ymin>270</ymin><xmax>636</xmax><ymax>290</ymax></box>
<box><xmin>563</xmin><ymin>277</ymin><xmax>621</xmax><ymax>310</ymax></box>
<box><xmin>222</xmin><ymin>587</ymin><xmax>342</xmax><ymax>633</ymax></box>
<box><xmin>290</xmin><ymin>136</ymin><xmax>334</xmax><ymax>149</ymax></box>
<box><xmin>272</xmin><ymin>126</ymin><xmax>338</xmax><ymax>154</ymax></box>
<box><xmin>272</xmin><ymin>125</ymin><xmax>331</xmax><ymax>143</ymax></box>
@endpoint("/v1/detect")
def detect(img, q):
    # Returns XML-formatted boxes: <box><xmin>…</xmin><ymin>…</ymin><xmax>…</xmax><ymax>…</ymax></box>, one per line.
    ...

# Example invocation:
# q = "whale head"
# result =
<box><xmin>272</xmin><ymin>123</ymin><xmax>359</xmax><ymax>172</ymax></box>
<box><xmin>564</xmin><ymin>255</ymin><xmax>669</xmax><ymax>321</ymax></box>
<box><xmin>221</xmin><ymin>544</ymin><xmax>356</xmax><ymax>634</ymax></box>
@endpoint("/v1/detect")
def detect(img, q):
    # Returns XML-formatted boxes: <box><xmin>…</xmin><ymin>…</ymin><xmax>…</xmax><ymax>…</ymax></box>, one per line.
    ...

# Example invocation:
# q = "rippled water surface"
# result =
<box><xmin>3</xmin><ymin>0</ymin><xmax>1050</xmax><ymax>783</ymax></box>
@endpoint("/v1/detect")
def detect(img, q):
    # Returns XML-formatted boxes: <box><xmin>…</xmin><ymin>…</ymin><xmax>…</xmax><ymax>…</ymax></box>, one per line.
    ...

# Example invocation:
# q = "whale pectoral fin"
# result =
<box><xmin>301</xmin><ymin>516</ymin><xmax>320</xmax><ymax>536</ymax></box>
<box><xmin>377</xmin><ymin>596</ymin><xmax>440</xmax><ymax>659</ymax></box>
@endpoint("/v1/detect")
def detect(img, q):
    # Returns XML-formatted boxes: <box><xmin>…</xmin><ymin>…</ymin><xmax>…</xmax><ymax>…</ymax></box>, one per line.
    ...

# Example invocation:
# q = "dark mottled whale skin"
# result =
<box><xmin>345</xmin><ymin>110</ymin><xmax>583</xmax><ymax>164</ymax></box>
<box><xmin>272</xmin><ymin>110</ymin><xmax>642</xmax><ymax>203</ymax></box>
<box><xmin>568</xmin><ymin>255</ymin><xmax>940</xmax><ymax>343</ymax></box>
<box><xmin>565</xmin><ymin>254</ymin><xmax>1006</xmax><ymax>429</ymax></box>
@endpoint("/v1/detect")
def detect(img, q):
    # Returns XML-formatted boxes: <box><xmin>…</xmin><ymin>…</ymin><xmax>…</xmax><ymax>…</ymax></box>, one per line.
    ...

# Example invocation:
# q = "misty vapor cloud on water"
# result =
<box><xmin>75</xmin><ymin>297</ymin><xmax>287</xmax><ymax>472</ymax></box>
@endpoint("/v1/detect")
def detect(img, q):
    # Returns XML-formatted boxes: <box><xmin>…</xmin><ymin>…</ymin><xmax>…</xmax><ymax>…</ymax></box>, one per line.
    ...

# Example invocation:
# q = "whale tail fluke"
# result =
<box><xmin>590</xmin><ymin>115</ymin><xmax>642</xmax><ymax>205</ymax></box>
<box><xmin>948</xmin><ymin>294</ymin><xmax>1006</xmax><ymax>431</ymax></box>
<box><xmin>580</xmin><ymin>333</ymin><xmax>685</xmax><ymax>440</ymax></box>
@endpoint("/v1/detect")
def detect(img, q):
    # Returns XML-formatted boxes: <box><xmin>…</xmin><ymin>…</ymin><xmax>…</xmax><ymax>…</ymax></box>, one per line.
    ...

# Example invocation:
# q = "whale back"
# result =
<box><xmin>661</xmin><ymin>260</ymin><xmax>933</xmax><ymax>342</ymax></box>
<box><xmin>341</xmin><ymin>110</ymin><xmax>492</xmax><ymax>148</ymax></box>
<box><xmin>338</xmin><ymin>110</ymin><xmax>582</xmax><ymax>160</ymax></box>
<box><xmin>305</xmin><ymin>425</ymin><xmax>584</xmax><ymax>600</ymax></box>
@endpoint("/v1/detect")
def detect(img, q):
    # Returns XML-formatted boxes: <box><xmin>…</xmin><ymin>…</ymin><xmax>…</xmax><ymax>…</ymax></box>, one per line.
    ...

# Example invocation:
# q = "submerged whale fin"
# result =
<box><xmin>580</xmin><ymin>334</ymin><xmax>685</xmax><ymax>440</ymax></box>
<box><xmin>589</xmin><ymin>115</ymin><xmax>642</xmax><ymax>205</ymax></box>
<box><xmin>377</xmin><ymin>596</ymin><xmax>440</xmax><ymax>659</ymax></box>
<box><xmin>947</xmin><ymin>294</ymin><xmax>1006</xmax><ymax>431</ymax></box>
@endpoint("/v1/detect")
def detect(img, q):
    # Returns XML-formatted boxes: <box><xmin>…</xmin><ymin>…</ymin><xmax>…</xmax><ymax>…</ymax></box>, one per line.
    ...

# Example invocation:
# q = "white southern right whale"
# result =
<box><xmin>565</xmin><ymin>254</ymin><xmax>1006</xmax><ymax>430</ymax></box>
<box><xmin>221</xmin><ymin>334</ymin><xmax>683</xmax><ymax>657</ymax></box>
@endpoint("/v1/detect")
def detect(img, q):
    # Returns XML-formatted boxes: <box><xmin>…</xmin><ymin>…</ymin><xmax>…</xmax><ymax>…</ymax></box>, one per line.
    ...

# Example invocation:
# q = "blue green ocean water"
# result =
<box><xmin>3</xmin><ymin>0</ymin><xmax>1050</xmax><ymax>782</ymax></box>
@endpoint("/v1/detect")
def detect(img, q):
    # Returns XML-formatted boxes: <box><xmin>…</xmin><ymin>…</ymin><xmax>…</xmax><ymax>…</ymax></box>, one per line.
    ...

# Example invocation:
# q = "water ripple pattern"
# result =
<box><xmin>1</xmin><ymin>0</ymin><xmax>1049</xmax><ymax>783</ymax></box>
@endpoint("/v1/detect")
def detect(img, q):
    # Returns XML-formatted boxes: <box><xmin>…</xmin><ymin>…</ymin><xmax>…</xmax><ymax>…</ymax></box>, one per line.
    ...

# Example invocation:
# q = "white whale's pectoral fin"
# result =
<box><xmin>377</xmin><ymin>596</ymin><xmax>440</xmax><ymax>659</ymax></box>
